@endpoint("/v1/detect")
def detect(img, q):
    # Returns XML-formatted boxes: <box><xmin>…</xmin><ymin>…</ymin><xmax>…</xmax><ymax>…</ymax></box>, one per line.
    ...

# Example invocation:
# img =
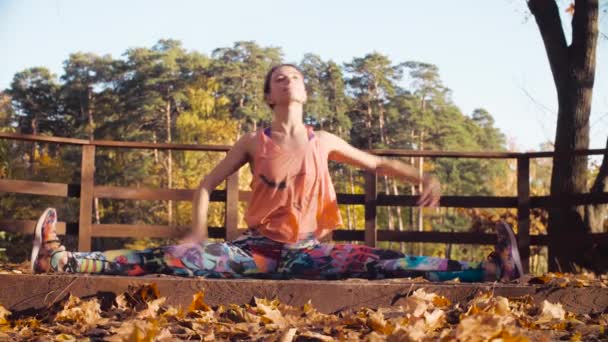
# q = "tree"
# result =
<box><xmin>7</xmin><ymin>68</ymin><xmax>63</xmax><ymax>173</ymax></box>
<box><xmin>61</xmin><ymin>52</ymin><xmax>117</xmax><ymax>140</ymax></box>
<box><xmin>345</xmin><ymin>53</ymin><xmax>404</xmax><ymax>234</ymax></box>
<box><xmin>211</xmin><ymin>41</ymin><xmax>283</xmax><ymax>134</ymax></box>
<box><xmin>527</xmin><ymin>0</ymin><xmax>607</xmax><ymax>271</ymax></box>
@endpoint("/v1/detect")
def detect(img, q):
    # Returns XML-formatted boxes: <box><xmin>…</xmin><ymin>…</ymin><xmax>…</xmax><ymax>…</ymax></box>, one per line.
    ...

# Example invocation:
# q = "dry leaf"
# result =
<box><xmin>280</xmin><ymin>327</ymin><xmax>297</xmax><ymax>342</ymax></box>
<box><xmin>188</xmin><ymin>291</ymin><xmax>211</xmax><ymax>313</ymax></box>
<box><xmin>137</xmin><ymin>297</ymin><xmax>166</xmax><ymax>319</ymax></box>
<box><xmin>55</xmin><ymin>295</ymin><xmax>103</xmax><ymax>330</ymax></box>
<box><xmin>0</xmin><ymin>305</ymin><xmax>10</xmax><ymax>326</ymax></box>
<box><xmin>536</xmin><ymin>300</ymin><xmax>566</xmax><ymax>324</ymax></box>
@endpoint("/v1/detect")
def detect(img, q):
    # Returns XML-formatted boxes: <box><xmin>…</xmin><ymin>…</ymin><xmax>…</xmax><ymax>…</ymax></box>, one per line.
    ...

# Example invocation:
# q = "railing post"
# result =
<box><xmin>516</xmin><ymin>156</ymin><xmax>530</xmax><ymax>274</ymax></box>
<box><xmin>364</xmin><ymin>172</ymin><xmax>377</xmax><ymax>247</ymax></box>
<box><xmin>78</xmin><ymin>145</ymin><xmax>95</xmax><ymax>251</ymax></box>
<box><xmin>225</xmin><ymin>171</ymin><xmax>239</xmax><ymax>241</ymax></box>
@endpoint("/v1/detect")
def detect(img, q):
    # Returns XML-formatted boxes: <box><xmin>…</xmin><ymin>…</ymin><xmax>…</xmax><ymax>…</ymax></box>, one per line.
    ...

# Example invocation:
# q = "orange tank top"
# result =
<box><xmin>244</xmin><ymin>126</ymin><xmax>343</xmax><ymax>243</ymax></box>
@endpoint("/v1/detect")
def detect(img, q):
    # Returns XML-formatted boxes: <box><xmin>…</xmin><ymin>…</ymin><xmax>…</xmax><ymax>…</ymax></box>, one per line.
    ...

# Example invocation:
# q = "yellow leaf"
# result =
<box><xmin>54</xmin><ymin>334</ymin><xmax>76</xmax><ymax>341</ymax></box>
<box><xmin>367</xmin><ymin>310</ymin><xmax>394</xmax><ymax>335</ymax></box>
<box><xmin>109</xmin><ymin>319</ymin><xmax>161</xmax><ymax>342</ymax></box>
<box><xmin>56</xmin><ymin>295</ymin><xmax>102</xmax><ymax>329</ymax></box>
<box><xmin>161</xmin><ymin>305</ymin><xmax>184</xmax><ymax>319</ymax></box>
<box><xmin>432</xmin><ymin>295</ymin><xmax>451</xmax><ymax>307</ymax></box>
<box><xmin>256</xmin><ymin>300</ymin><xmax>288</xmax><ymax>329</ymax></box>
<box><xmin>188</xmin><ymin>291</ymin><xmax>211</xmax><ymax>313</ymax></box>
<box><xmin>0</xmin><ymin>305</ymin><xmax>10</xmax><ymax>326</ymax></box>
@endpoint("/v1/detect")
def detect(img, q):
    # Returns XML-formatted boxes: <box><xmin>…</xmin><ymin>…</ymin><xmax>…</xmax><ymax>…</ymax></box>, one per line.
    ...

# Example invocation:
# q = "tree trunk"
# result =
<box><xmin>348</xmin><ymin>167</ymin><xmax>356</xmax><ymax>230</ymax></box>
<box><xmin>410</xmin><ymin>131</ymin><xmax>416</xmax><ymax>232</ymax></box>
<box><xmin>418</xmin><ymin>132</ymin><xmax>424</xmax><ymax>255</ymax></box>
<box><xmin>392</xmin><ymin>179</ymin><xmax>406</xmax><ymax>252</ymax></box>
<box><xmin>528</xmin><ymin>0</ymin><xmax>599</xmax><ymax>271</ymax></box>
<box><xmin>165</xmin><ymin>100</ymin><xmax>173</xmax><ymax>225</ymax></box>
<box><xmin>87</xmin><ymin>86</ymin><xmax>94</xmax><ymax>140</ymax></box>
<box><xmin>584</xmin><ymin>137</ymin><xmax>608</xmax><ymax>233</ymax></box>
<box><xmin>86</xmin><ymin>86</ymin><xmax>100</xmax><ymax>224</ymax></box>
<box><xmin>30</xmin><ymin>117</ymin><xmax>38</xmax><ymax>173</ymax></box>
<box><xmin>153</xmin><ymin>132</ymin><xmax>159</xmax><ymax>164</ymax></box>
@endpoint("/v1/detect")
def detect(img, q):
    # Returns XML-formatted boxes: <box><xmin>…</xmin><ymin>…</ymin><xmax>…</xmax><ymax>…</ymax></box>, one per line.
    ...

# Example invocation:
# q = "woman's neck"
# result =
<box><xmin>271</xmin><ymin>103</ymin><xmax>305</xmax><ymax>136</ymax></box>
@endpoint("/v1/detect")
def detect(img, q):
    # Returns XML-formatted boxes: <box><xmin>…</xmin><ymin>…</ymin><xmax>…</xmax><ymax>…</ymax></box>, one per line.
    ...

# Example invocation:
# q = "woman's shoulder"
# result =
<box><xmin>234</xmin><ymin>130</ymin><xmax>260</xmax><ymax>159</ymax></box>
<box><xmin>314</xmin><ymin>130</ymin><xmax>342</xmax><ymax>145</ymax></box>
<box><xmin>314</xmin><ymin>130</ymin><xmax>332</xmax><ymax>140</ymax></box>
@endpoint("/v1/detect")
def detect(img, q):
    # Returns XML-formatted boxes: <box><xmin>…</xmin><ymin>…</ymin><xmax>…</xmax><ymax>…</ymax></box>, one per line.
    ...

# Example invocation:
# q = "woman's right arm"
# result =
<box><xmin>185</xmin><ymin>133</ymin><xmax>254</xmax><ymax>243</ymax></box>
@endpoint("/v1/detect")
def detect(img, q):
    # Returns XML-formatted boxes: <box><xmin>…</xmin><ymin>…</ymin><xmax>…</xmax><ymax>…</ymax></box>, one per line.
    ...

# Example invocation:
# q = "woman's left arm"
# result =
<box><xmin>319</xmin><ymin>131</ymin><xmax>440</xmax><ymax>207</ymax></box>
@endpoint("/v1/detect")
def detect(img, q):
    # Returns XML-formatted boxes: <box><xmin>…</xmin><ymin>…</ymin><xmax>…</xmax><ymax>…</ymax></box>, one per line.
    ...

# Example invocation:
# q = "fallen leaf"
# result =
<box><xmin>536</xmin><ymin>300</ymin><xmax>566</xmax><ymax>324</ymax></box>
<box><xmin>188</xmin><ymin>291</ymin><xmax>211</xmax><ymax>313</ymax></box>
<box><xmin>56</xmin><ymin>295</ymin><xmax>103</xmax><ymax>330</ymax></box>
<box><xmin>0</xmin><ymin>305</ymin><xmax>10</xmax><ymax>326</ymax></box>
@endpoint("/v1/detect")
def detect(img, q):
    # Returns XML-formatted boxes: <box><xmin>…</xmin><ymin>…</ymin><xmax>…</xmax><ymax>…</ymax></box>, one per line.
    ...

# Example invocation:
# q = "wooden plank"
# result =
<box><xmin>372</xmin><ymin>148</ymin><xmax>608</xmax><ymax>158</ymax></box>
<box><xmin>332</xmin><ymin>229</ymin><xmax>556</xmax><ymax>246</ymax></box>
<box><xmin>517</xmin><ymin>157</ymin><xmax>531</xmax><ymax>273</ymax></box>
<box><xmin>377</xmin><ymin>194</ymin><xmax>518</xmax><ymax>208</ymax></box>
<box><xmin>78</xmin><ymin>145</ymin><xmax>95</xmax><ymax>251</ymax></box>
<box><xmin>531</xmin><ymin>192</ymin><xmax>608</xmax><ymax>207</ymax></box>
<box><xmin>2</xmin><ymin>274</ymin><xmax>606</xmax><ymax>315</ymax></box>
<box><xmin>364</xmin><ymin>172</ymin><xmax>377</xmax><ymax>247</ymax></box>
<box><xmin>238</xmin><ymin>190</ymin><xmax>251</xmax><ymax>203</ymax></box>
<box><xmin>0</xmin><ymin>179</ymin><xmax>77</xmax><ymax>198</ymax></box>
<box><xmin>344</xmin><ymin>192</ymin><xmax>608</xmax><ymax>209</ymax></box>
<box><xmin>336</xmin><ymin>193</ymin><xmax>365</xmax><ymax>205</ymax></box>
<box><xmin>92</xmin><ymin>224</ymin><xmax>226</xmax><ymax>239</ymax></box>
<box><xmin>370</xmin><ymin>149</ymin><xmax>521</xmax><ymax>158</ymax></box>
<box><xmin>94</xmin><ymin>186</ymin><xmax>195</xmax><ymax>201</ymax></box>
<box><xmin>94</xmin><ymin>186</ymin><xmax>253</xmax><ymax>203</ymax></box>
<box><xmin>1</xmin><ymin>132</ymin><xmax>605</xmax><ymax>158</ymax></box>
<box><xmin>332</xmin><ymin>229</ymin><xmax>365</xmax><ymax>241</ymax></box>
<box><xmin>0</xmin><ymin>219</ymin><xmax>67</xmax><ymax>235</ymax></box>
<box><xmin>91</xmin><ymin>139</ymin><xmax>231</xmax><ymax>152</ymax></box>
<box><xmin>0</xmin><ymin>132</ymin><xmax>89</xmax><ymax>145</ymax></box>
<box><xmin>525</xmin><ymin>148</ymin><xmax>608</xmax><ymax>158</ymax></box>
<box><xmin>92</xmin><ymin>224</ymin><xmax>190</xmax><ymax>238</ymax></box>
<box><xmin>225</xmin><ymin>172</ymin><xmax>239</xmax><ymax>241</ymax></box>
<box><xmin>378</xmin><ymin>231</ymin><xmax>496</xmax><ymax>244</ymax></box>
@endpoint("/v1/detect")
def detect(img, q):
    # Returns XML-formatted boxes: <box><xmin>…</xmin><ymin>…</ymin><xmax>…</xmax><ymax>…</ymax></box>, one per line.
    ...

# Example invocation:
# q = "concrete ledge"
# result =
<box><xmin>1</xmin><ymin>274</ymin><xmax>606</xmax><ymax>315</ymax></box>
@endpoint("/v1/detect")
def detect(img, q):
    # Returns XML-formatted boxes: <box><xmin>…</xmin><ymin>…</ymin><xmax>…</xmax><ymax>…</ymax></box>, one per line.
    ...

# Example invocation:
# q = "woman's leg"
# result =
<box><xmin>279</xmin><ymin>241</ymin><xmax>486</xmax><ymax>281</ymax></box>
<box><xmin>279</xmin><ymin>223</ymin><xmax>523</xmax><ymax>282</ymax></box>
<box><xmin>30</xmin><ymin>208</ymin><xmax>274</xmax><ymax>278</ymax></box>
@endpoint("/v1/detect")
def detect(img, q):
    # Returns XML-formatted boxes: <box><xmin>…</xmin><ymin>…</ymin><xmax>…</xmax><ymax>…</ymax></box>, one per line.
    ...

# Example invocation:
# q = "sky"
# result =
<box><xmin>1</xmin><ymin>0</ymin><xmax>606</xmax><ymax>151</ymax></box>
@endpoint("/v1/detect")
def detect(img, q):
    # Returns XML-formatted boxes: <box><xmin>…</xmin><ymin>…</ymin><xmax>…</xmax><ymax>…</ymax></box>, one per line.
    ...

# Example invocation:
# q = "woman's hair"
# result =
<box><xmin>263</xmin><ymin>63</ymin><xmax>305</xmax><ymax>109</ymax></box>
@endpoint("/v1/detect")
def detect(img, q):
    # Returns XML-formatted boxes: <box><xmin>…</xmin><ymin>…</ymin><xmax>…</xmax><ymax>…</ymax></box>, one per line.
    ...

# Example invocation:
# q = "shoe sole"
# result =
<box><xmin>30</xmin><ymin>208</ymin><xmax>55</xmax><ymax>272</ymax></box>
<box><xmin>497</xmin><ymin>221</ymin><xmax>524</xmax><ymax>277</ymax></box>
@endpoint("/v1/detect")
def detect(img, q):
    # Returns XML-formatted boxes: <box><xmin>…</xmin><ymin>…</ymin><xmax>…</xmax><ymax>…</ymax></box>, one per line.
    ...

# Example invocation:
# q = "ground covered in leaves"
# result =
<box><xmin>0</xmin><ymin>270</ymin><xmax>607</xmax><ymax>341</ymax></box>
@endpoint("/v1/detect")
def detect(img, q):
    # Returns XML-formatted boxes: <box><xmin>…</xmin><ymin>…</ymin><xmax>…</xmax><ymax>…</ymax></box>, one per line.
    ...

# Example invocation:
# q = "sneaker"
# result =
<box><xmin>30</xmin><ymin>208</ymin><xmax>63</xmax><ymax>273</ymax></box>
<box><xmin>492</xmin><ymin>221</ymin><xmax>524</xmax><ymax>281</ymax></box>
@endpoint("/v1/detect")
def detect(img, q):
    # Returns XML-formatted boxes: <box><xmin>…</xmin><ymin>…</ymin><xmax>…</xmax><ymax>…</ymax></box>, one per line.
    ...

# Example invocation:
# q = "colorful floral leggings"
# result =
<box><xmin>52</xmin><ymin>232</ymin><xmax>486</xmax><ymax>282</ymax></box>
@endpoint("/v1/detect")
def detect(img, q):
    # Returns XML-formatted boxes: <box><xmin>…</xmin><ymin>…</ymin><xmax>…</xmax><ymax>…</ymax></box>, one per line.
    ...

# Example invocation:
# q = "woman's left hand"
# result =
<box><xmin>417</xmin><ymin>175</ymin><xmax>441</xmax><ymax>207</ymax></box>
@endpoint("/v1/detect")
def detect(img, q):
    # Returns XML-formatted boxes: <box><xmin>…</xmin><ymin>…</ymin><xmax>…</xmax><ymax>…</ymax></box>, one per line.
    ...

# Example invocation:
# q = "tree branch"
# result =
<box><xmin>571</xmin><ymin>0</ymin><xmax>599</xmax><ymax>73</ymax></box>
<box><xmin>527</xmin><ymin>0</ymin><xmax>569</xmax><ymax>89</ymax></box>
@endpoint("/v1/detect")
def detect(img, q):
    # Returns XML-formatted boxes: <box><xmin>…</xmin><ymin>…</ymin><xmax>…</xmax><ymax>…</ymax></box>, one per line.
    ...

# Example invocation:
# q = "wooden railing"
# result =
<box><xmin>1</xmin><ymin>132</ymin><xmax>607</xmax><ymax>274</ymax></box>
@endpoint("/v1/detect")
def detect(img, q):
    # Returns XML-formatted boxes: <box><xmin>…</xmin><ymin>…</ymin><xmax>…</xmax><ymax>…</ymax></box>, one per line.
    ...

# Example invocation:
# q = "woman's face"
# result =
<box><xmin>266</xmin><ymin>66</ymin><xmax>307</xmax><ymax>108</ymax></box>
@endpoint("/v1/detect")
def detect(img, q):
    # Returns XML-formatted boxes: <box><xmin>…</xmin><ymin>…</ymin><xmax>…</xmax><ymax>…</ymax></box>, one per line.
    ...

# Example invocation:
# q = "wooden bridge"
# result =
<box><xmin>0</xmin><ymin>132</ymin><xmax>607</xmax><ymax>275</ymax></box>
<box><xmin>1</xmin><ymin>132</ymin><xmax>608</xmax><ymax>317</ymax></box>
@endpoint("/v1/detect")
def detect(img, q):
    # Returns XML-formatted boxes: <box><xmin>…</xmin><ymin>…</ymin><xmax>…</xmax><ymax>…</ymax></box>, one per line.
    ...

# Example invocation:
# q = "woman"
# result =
<box><xmin>31</xmin><ymin>64</ymin><xmax>523</xmax><ymax>282</ymax></box>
